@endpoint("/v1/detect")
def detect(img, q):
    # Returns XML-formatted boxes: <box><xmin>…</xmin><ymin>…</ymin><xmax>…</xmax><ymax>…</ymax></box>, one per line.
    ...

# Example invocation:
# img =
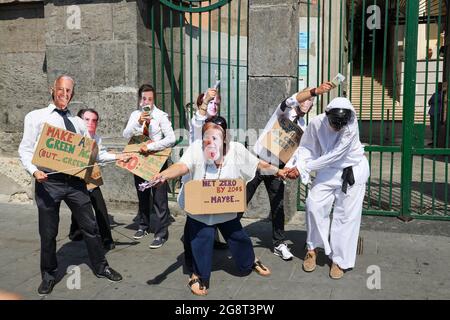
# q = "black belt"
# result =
<box><xmin>43</xmin><ymin>170</ymin><xmax>83</xmax><ymax>182</ymax></box>
<box><xmin>341</xmin><ymin>166</ymin><xmax>355</xmax><ymax>194</ymax></box>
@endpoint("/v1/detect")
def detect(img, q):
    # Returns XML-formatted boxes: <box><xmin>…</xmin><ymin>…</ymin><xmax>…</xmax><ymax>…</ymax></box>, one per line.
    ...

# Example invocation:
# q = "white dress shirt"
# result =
<box><xmin>253</xmin><ymin>93</ymin><xmax>306</xmax><ymax>166</ymax></box>
<box><xmin>92</xmin><ymin>133</ymin><xmax>117</xmax><ymax>163</ymax></box>
<box><xmin>122</xmin><ymin>105</ymin><xmax>176</xmax><ymax>151</ymax></box>
<box><xmin>189</xmin><ymin>110</ymin><xmax>208</xmax><ymax>144</ymax></box>
<box><xmin>18</xmin><ymin>103</ymin><xmax>89</xmax><ymax>176</ymax></box>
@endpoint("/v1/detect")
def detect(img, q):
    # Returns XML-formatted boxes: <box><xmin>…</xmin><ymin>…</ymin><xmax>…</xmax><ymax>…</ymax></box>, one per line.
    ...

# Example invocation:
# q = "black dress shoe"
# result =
<box><xmin>38</xmin><ymin>279</ymin><xmax>55</xmax><ymax>296</ymax></box>
<box><xmin>103</xmin><ymin>241</ymin><xmax>116</xmax><ymax>251</ymax></box>
<box><xmin>96</xmin><ymin>266</ymin><xmax>122</xmax><ymax>282</ymax></box>
<box><xmin>214</xmin><ymin>240</ymin><xmax>228</xmax><ymax>250</ymax></box>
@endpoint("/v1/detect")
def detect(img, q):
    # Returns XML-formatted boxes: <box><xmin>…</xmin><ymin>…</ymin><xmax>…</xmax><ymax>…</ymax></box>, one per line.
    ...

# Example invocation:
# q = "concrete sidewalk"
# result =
<box><xmin>0</xmin><ymin>200</ymin><xmax>449</xmax><ymax>300</ymax></box>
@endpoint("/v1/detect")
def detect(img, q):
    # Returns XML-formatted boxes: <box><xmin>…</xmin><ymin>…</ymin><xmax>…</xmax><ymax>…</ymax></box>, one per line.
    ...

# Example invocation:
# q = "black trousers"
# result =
<box><xmin>70</xmin><ymin>187</ymin><xmax>113</xmax><ymax>244</ymax></box>
<box><xmin>133</xmin><ymin>162</ymin><xmax>170</xmax><ymax>239</ymax></box>
<box><xmin>245</xmin><ymin>170</ymin><xmax>286</xmax><ymax>247</ymax></box>
<box><xmin>35</xmin><ymin>175</ymin><xmax>108</xmax><ymax>281</ymax></box>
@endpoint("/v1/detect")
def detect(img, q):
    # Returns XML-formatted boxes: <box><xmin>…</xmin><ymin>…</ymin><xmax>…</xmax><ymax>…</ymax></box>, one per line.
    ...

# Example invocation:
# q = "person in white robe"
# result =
<box><xmin>283</xmin><ymin>97</ymin><xmax>370</xmax><ymax>279</ymax></box>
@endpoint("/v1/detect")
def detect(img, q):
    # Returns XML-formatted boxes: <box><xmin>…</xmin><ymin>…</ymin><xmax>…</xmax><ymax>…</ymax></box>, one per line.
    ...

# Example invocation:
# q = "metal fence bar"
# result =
<box><xmin>227</xmin><ymin>1</ymin><xmax>231</xmax><ymax>125</ymax></box>
<box><xmin>388</xmin><ymin>0</ymin><xmax>400</xmax><ymax>210</ymax></box>
<box><xmin>236</xmin><ymin>0</ymin><xmax>241</xmax><ymax>130</ymax></box>
<box><xmin>160</xmin><ymin>3</ymin><xmax>165</xmax><ymax>111</ymax></box>
<box><xmin>152</xmin><ymin>2</ymin><xmax>157</xmax><ymax>105</ymax></box>
<box><xmin>400</xmin><ymin>0</ymin><xmax>420</xmax><ymax>218</ymax></box>
<box><xmin>420</xmin><ymin>0</ymin><xmax>432</xmax><ymax>214</ymax></box>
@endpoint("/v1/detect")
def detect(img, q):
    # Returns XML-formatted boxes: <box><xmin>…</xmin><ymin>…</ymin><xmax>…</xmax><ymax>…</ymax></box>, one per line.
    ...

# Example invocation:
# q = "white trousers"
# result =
<box><xmin>305</xmin><ymin>160</ymin><xmax>368</xmax><ymax>270</ymax></box>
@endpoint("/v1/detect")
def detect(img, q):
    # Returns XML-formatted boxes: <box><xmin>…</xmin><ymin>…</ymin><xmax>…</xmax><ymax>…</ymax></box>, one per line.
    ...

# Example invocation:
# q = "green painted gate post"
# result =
<box><xmin>400</xmin><ymin>0</ymin><xmax>420</xmax><ymax>221</ymax></box>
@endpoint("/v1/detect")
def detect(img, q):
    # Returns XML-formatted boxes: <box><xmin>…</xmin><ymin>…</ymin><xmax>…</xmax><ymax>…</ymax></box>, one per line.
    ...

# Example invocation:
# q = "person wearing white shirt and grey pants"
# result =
<box><xmin>18</xmin><ymin>75</ymin><xmax>123</xmax><ymax>296</ymax></box>
<box><xmin>123</xmin><ymin>84</ymin><xmax>176</xmax><ymax>249</ymax></box>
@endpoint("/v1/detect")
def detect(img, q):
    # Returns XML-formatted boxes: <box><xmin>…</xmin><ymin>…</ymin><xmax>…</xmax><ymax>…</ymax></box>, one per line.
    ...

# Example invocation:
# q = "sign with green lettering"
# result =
<box><xmin>32</xmin><ymin>123</ymin><xmax>99</xmax><ymax>181</ymax></box>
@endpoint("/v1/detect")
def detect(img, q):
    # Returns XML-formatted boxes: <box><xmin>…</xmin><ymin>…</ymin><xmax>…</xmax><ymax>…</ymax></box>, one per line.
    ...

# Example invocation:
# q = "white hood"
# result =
<box><xmin>325</xmin><ymin>97</ymin><xmax>357</xmax><ymax>124</ymax></box>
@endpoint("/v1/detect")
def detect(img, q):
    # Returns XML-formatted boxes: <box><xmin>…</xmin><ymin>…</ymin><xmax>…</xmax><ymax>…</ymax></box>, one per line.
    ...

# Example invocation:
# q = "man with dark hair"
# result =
<box><xmin>18</xmin><ymin>75</ymin><xmax>123</xmax><ymax>296</ymax></box>
<box><xmin>123</xmin><ymin>84</ymin><xmax>176</xmax><ymax>248</ymax></box>
<box><xmin>69</xmin><ymin>108</ymin><xmax>128</xmax><ymax>250</ymax></box>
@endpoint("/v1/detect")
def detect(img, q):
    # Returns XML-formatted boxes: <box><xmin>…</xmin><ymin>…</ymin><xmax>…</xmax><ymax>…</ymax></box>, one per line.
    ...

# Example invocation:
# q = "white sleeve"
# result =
<box><xmin>305</xmin><ymin>124</ymin><xmax>357</xmax><ymax>172</ymax></box>
<box><xmin>235</xmin><ymin>143</ymin><xmax>259</xmax><ymax>183</ymax></box>
<box><xmin>96</xmin><ymin>137</ymin><xmax>116</xmax><ymax>163</ymax></box>
<box><xmin>147</xmin><ymin>115</ymin><xmax>176</xmax><ymax>151</ymax></box>
<box><xmin>123</xmin><ymin>111</ymin><xmax>143</xmax><ymax>139</ymax></box>
<box><xmin>18</xmin><ymin>113</ymin><xmax>39</xmax><ymax>176</ymax></box>
<box><xmin>179</xmin><ymin>141</ymin><xmax>199</xmax><ymax>173</ymax></box>
<box><xmin>189</xmin><ymin>111</ymin><xmax>207</xmax><ymax>144</ymax></box>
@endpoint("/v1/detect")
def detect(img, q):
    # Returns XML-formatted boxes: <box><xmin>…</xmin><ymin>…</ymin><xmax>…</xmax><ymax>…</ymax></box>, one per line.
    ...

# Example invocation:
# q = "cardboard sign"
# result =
<box><xmin>85</xmin><ymin>164</ymin><xmax>104</xmax><ymax>190</ymax></box>
<box><xmin>32</xmin><ymin>123</ymin><xmax>98</xmax><ymax>180</ymax></box>
<box><xmin>184</xmin><ymin>179</ymin><xmax>246</xmax><ymax>215</ymax></box>
<box><xmin>116</xmin><ymin>135</ymin><xmax>171</xmax><ymax>181</ymax></box>
<box><xmin>261</xmin><ymin>117</ymin><xmax>303</xmax><ymax>164</ymax></box>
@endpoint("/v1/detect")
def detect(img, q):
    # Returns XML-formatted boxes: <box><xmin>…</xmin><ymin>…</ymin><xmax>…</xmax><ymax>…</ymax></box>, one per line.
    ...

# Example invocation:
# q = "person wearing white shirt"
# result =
<box><xmin>68</xmin><ymin>109</ymin><xmax>125</xmax><ymax>251</ymax></box>
<box><xmin>249</xmin><ymin>82</ymin><xmax>333</xmax><ymax>261</ymax></box>
<box><xmin>18</xmin><ymin>75</ymin><xmax>123</xmax><ymax>296</ymax></box>
<box><xmin>183</xmin><ymin>87</ymin><xmax>229</xmax><ymax>251</ymax></box>
<box><xmin>123</xmin><ymin>84</ymin><xmax>176</xmax><ymax>249</ymax></box>
<box><xmin>283</xmin><ymin>97</ymin><xmax>370</xmax><ymax>279</ymax></box>
<box><xmin>149</xmin><ymin>116</ymin><xmax>285</xmax><ymax>296</ymax></box>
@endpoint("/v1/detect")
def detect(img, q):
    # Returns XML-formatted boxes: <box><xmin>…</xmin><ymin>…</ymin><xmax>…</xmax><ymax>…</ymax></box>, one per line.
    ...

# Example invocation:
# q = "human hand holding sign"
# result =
<box><xmin>33</xmin><ymin>170</ymin><xmax>48</xmax><ymax>183</ymax></box>
<box><xmin>139</xmin><ymin>140</ymin><xmax>154</xmax><ymax>154</ymax></box>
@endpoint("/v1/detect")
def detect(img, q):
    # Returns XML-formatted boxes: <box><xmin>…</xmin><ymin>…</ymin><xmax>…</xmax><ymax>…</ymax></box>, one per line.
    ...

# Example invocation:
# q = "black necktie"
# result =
<box><xmin>55</xmin><ymin>108</ymin><xmax>76</xmax><ymax>133</ymax></box>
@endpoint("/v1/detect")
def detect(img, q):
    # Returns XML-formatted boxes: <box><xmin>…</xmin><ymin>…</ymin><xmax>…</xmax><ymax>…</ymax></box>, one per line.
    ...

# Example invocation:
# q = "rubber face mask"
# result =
<box><xmin>202</xmin><ymin>128</ymin><xmax>224</xmax><ymax>163</ymax></box>
<box><xmin>206</xmin><ymin>97</ymin><xmax>219</xmax><ymax>117</ymax></box>
<box><xmin>326</xmin><ymin>108</ymin><xmax>352</xmax><ymax>131</ymax></box>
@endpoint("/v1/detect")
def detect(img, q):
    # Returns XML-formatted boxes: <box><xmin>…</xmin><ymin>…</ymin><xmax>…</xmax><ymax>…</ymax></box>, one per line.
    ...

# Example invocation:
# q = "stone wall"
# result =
<box><xmin>0</xmin><ymin>2</ymin><xmax>48</xmax><ymax>155</ymax></box>
<box><xmin>246</xmin><ymin>0</ymin><xmax>299</xmax><ymax>221</ymax></box>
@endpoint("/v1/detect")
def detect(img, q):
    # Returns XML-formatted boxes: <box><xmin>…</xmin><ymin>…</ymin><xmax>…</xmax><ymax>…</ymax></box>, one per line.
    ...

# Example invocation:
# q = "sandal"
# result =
<box><xmin>187</xmin><ymin>276</ymin><xmax>208</xmax><ymax>296</ymax></box>
<box><xmin>252</xmin><ymin>259</ymin><xmax>271</xmax><ymax>276</ymax></box>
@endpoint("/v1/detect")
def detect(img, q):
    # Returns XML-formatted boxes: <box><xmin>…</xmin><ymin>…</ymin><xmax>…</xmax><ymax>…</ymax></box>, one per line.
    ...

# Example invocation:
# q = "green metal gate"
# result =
<box><xmin>148</xmin><ymin>0</ymin><xmax>247</xmax><ymax>198</ymax></box>
<box><xmin>151</xmin><ymin>0</ymin><xmax>449</xmax><ymax>220</ymax></box>
<box><xmin>297</xmin><ymin>0</ymin><xmax>450</xmax><ymax>220</ymax></box>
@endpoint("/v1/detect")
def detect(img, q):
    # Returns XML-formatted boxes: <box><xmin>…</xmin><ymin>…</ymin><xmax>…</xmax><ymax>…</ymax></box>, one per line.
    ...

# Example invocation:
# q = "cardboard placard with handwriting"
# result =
<box><xmin>86</xmin><ymin>164</ymin><xmax>104</xmax><ymax>190</ymax></box>
<box><xmin>260</xmin><ymin>117</ymin><xmax>303</xmax><ymax>164</ymax></box>
<box><xmin>184</xmin><ymin>179</ymin><xmax>246</xmax><ymax>215</ymax></box>
<box><xmin>116</xmin><ymin>135</ymin><xmax>171</xmax><ymax>181</ymax></box>
<box><xmin>32</xmin><ymin>123</ymin><xmax>99</xmax><ymax>180</ymax></box>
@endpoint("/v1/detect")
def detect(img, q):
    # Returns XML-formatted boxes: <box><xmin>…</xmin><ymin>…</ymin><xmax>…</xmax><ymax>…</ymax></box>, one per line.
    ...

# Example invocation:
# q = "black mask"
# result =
<box><xmin>326</xmin><ymin>108</ymin><xmax>352</xmax><ymax>130</ymax></box>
